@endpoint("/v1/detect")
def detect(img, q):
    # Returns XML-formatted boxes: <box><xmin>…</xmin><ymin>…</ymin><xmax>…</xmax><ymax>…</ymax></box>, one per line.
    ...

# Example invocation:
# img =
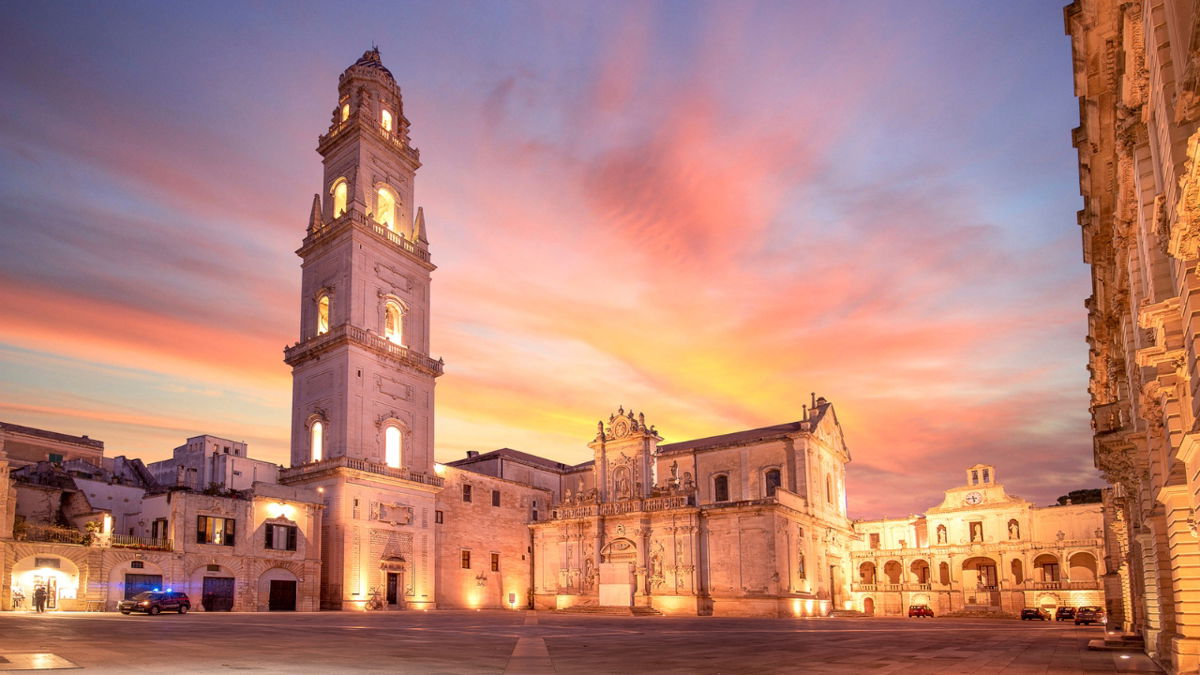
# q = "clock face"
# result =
<box><xmin>964</xmin><ymin>491</ymin><xmax>983</xmax><ymax>506</ymax></box>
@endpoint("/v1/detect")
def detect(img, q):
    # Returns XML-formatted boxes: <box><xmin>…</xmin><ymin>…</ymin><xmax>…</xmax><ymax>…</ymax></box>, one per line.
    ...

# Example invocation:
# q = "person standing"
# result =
<box><xmin>33</xmin><ymin>586</ymin><xmax>46</xmax><ymax>613</ymax></box>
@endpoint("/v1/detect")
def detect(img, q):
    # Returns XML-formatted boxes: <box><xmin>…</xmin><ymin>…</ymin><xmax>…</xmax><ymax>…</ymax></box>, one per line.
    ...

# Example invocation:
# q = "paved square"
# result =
<box><xmin>0</xmin><ymin>611</ymin><xmax>1162</xmax><ymax>673</ymax></box>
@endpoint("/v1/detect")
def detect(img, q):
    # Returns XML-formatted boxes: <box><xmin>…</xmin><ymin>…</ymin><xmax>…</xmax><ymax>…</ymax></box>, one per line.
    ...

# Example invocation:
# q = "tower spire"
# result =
<box><xmin>307</xmin><ymin>193</ymin><xmax>322</xmax><ymax>233</ymax></box>
<box><xmin>413</xmin><ymin>207</ymin><xmax>428</xmax><ymax>244</ymax></box>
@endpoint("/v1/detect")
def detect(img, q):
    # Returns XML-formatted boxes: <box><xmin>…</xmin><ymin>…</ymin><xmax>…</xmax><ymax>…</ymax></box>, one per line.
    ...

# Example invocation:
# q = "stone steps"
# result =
<box><xmin>1087</xmin><ymin>634</ymin><xmax>1144</xmax><ymax>652</ymax></box>
<box><xmin>555</xmin><ymin>605</ymin><xmax>663</xmax><ymax>616</ymax></box>
<box><xmin>828</xmin><ymin>610</ymin><xmax>868</xmax><ymax>618</ymax></box>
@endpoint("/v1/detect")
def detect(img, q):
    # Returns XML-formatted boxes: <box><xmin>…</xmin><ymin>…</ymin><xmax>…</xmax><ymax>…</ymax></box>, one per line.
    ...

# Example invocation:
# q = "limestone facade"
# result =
<box><xmin>529</xmin><ymin>401</ymin><xmax>854</xmax><ymax>617</ymax></box>
<box><xmin>1067</xmin><ymin>1</ymin><xmax>1200</xmax><ymax>670</ymax></box>
<box><xmin>435</xmin><ymin>466</ymin><xmax>551</xmax><ymax>609</ymax></box>
<box><xmin>0</xmin><ymin>442</ymin><xmax>322</xmax><ymax>612</ymax></box>
<box><xmin>850</xmin><ymin>465</ymin><xmax>1105</xmax><ymax>616</ymax></box>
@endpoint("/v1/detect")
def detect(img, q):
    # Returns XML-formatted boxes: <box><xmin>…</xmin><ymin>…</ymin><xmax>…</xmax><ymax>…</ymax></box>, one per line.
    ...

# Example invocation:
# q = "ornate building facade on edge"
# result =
<box><xmin>850</xmin><ymin>465</ymin><xmax>1105</xmax><ymax>617</ymax></box>
<box><xmin>1067</xmin><ymin>1</ymin><xmax>1200</xmax><ymax>671</ymax></box>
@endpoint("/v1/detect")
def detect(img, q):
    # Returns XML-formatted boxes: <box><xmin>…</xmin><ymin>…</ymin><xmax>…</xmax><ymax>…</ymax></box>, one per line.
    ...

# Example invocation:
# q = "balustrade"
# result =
<box><xmin>279</xmin><ymin>456</ymin><xmax>444</xmax><ymax>487</ymax></box>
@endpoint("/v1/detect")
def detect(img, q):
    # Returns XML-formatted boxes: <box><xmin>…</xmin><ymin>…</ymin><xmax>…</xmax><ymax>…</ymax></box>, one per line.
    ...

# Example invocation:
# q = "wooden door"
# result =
<box><xmin>268</xmin><ymin>580</ymin><xmax>297</xmax><ymax>611</ymax></box>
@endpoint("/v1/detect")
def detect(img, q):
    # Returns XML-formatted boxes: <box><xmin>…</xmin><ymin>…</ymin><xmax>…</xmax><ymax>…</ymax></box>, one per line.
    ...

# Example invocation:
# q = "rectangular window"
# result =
<box><xmin>435</xmin><ymin>510</ymin><xmax>444</xmax><ymax>524</ymax></box>
<box><xmin>869</xmin><ymin>533</ymin><xmax>880</xmax><ymax>549</ymax></box>
<box><xmin>206</xmin><ymin>564</ymin><xmax>221</xmax><ymax>573</ymax></box>
<box><xmin>532</xmin><ymin>500</ymin><xmax>538</xmax><ymax>522</ymax></box>
<box><xmin>196</xmin><ymin>515</ymin><xmax>236</xmax><ymax>546</ymax></box>
<box><xmin>491</xmin><ymin>553</ymin><xmax>500</xmax><ymax>572</ymax></box>
<box><xmin>151</xmin><ymin>518</ymin><xmax>168</xmax><ymax>540</ymax></box>
<box><xmin>130</xmin><ymin>560</ymin><xmax>145</xmax><ymax>569</ymax></box>
<box><xmin>48</xmin><ymin>453</ymin><xmax>63</xmax><ymax>464</ymax></box>
<box><xmin>34</xmin><ymin>557</ymin><xmax>60</xmax><ymax>569</ymax></box>
<box><xmin>461</xmin><ymin>550</ymin><xmax>471</xmax><ymax>569</ymax></box>
<box><xmin>492</xmin><ymin>490</ymin><xmax>501</xmax><ymax>507</ymax></box>
<box><xmin>265</xmin><ymin>524</ymin><xmax>298</xmax><ymax>551</ymax></box>
<box><xmin>462</xmin><ymin>485</ymin><xmax>472</xmax><ymax>503</ymax></box>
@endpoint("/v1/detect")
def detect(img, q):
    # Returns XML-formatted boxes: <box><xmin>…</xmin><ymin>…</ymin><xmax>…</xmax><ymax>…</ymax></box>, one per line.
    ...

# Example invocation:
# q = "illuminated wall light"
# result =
<box><xmin>792</xmin><ymin>599</ymin><xmax>801</xmax><ymax>616</ymax></box>
<box><xmin>434</xmin><ymin>463</ymin><xmax>446</xmax><ymax>476</ymax></box>
<box><xmin>267</xmin><ymin>502</ymin><xmax>294</xmax><ymax>519</ymax></box>
<box><xmin>805</xmin><ymin>599</ymin><xmax>815</xmax><ymax>615</ymax></box>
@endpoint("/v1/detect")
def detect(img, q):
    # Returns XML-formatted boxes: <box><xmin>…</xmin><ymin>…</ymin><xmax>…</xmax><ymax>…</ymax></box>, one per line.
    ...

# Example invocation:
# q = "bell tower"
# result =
<box><xmin>285</xmin><ymin>48</ymin><xmax>442</xmax><ymax>473</ymax></box>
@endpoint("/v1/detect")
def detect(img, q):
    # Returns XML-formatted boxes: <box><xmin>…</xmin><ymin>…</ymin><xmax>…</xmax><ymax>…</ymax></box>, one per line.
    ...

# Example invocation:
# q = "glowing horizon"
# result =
<box><xmin>0</xmin><ymin>1</ymin><xmax>1095</xmax><ymax>518</ymax></box>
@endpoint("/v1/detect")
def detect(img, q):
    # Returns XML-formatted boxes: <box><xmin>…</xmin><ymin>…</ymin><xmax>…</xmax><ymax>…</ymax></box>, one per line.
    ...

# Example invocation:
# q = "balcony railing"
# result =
<box><xmin>280</xmin><ymin>456</ymin><xmax>444</xmax><ymax>487</ymax></box>
<box><xmin>305</xmin><ymin>211</ymin><xmax>430</xmax><ymax>264</ymax></box>
<box><xmin>1092</xmin><ymin>402</ymin><xmax>1127</xmax><ymax>434</ymax></box>
<box><xmin>110</xmin><ymin>533</ymin><xmax>172</xmax><ymax>551</ymax></box>
<box><xmin>1025</xmin><ymin>580</ymin><xmax>1099</xmax><ymax>590</ymax></box>
<box><xmin>284</xmin><ymin>322</ymin><xmax>444</xmax><ymax>377</ymax></box>
<box><xmin>19</xmin><ymin>524</ymin><xmax>87</xmax><ymax>545</ymax></box>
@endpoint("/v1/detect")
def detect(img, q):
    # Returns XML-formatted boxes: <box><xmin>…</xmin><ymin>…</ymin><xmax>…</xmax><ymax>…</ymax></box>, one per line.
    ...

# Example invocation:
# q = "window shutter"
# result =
<box><xmin>287</xmin><ymin>526</ymin><xmax>298</xmax><ymax>551</ymax></box>
<box><xmin>265</xmin><ymin>525</ymin><xmax>273</xmax><ymax>549</ymax></box>
<box><xmin>196</xmin><ymin>516</ymin><xmax>206</xmax><ymax>544</ymax></box>
<box><xmin>225</xmin><ymin>518</ymin><xmax>236</xmax><ymax>546</ymax></box>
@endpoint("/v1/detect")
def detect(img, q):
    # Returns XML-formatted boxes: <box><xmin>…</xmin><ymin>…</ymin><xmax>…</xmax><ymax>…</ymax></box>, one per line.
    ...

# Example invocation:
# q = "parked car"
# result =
<box><xmin>119</xmin><ymin>591</ymin><xmax>190</xmax><ymax>615</ymax></box>
<box><xmin>1055</xmin><ymin>607</ymin><xmax>1076</xmax><ymax>622</ymax></box>
<box><xmin>1075</xmin><ymin>606</ymin><xmax>1105</xmax><ymax>625</ymax></box>
<box><xmin>1021</xmin><ymin>608</ymin><xmax>1049</xmax><ymax>621</ymax></box>
<box><xmin>907</xmin><ymin>605</ymin><xmax>934</xmax><ymax>618</ymax></box>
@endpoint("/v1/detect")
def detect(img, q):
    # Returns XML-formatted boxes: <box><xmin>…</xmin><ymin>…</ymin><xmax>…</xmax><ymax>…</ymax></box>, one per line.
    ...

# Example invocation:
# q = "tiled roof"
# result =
<box><xmin>448</xmin><ymin>447</ymin><xmax>576</xmax><ymax>473</ymax></box>
<box><xmin>657</xmin><ymin>405</ymin><xmax>828</xmax><ymax>455</ymax></box>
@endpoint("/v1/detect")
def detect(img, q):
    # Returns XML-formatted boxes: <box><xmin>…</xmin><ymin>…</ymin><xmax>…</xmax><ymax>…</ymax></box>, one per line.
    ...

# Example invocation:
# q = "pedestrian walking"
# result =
<box><xmin>33</xmin><ymin>587</ymin><xmax>46</xmax><ymax>613</ymax></box>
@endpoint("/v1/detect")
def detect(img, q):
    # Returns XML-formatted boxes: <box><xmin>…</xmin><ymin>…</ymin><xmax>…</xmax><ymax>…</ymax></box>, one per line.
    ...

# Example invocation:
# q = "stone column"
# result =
<box><xmin>1137</xmin><ymin>527</ymin><xmax>1166</xmax><ymax>660</ymax></box>
<box><xmin>1159</xmin><ymin>484</ymin><xmax>1200</xmax><ymax>673</ymax></box>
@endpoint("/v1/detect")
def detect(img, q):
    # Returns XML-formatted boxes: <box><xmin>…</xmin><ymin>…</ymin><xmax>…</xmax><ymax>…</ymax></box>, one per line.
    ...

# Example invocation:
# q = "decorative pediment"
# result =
<box><xmin>596</xmin><ymin>406</ymin><xmax>658</xmax><ymax>441</ymax></box>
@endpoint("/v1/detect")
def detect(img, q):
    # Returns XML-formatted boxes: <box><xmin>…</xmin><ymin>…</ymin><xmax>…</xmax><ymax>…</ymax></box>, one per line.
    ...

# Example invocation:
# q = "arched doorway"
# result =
<box><xmin>1068</xmin><ymin>552</ymin><xmax>1098</xmax><ymax>583</ymax></box>
<box><xmin>11</xmin><ymin>555</ymin><xmax>81</xmax><ymax>611</ymax></box>
<box><xmin>863</xmin><ymin>597</ymin><xmax>875</xmax><ymax>616</ymax></box>
<box><xmin>961</xmin><ymin>557</ymin><xmax>999</xmax><ymax>606</ymax></box>
<box><xmin>599</xmin><ymin>538</ymin><xmax>637</xmax><ymax>607</ymax></box>
<box><xmin>108</xmin><ymin>558</ymin><xmax>168</xmax><ymax>611</ymax></box>
<box><xmin>1033</xmin><ymin>554</ymin><xmax>1060</xmax><ymax>583</ymax></box>
<box><xmin>882</xmin><ymin>560</ymin><xmax>902</xmax><ymax>584</ymax></box>
<box><xmin>909</xmin><ymin>559</ymin><xmax>930</xmax><ymax>584</ymax></box>
<box><xmin>260</xmin><ymin>568</ymin><xmax>299</xmax><ymax>611</ymax></box>
<box><xmin>859</xmin><ymin>562</ymin><xmax>877</xmax><ymax>584</ymax></box>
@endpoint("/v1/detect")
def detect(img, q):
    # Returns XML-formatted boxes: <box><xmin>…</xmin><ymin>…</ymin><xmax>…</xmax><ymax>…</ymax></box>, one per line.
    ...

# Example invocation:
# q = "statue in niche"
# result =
<box><xmin>682</xmin><ymin>472</ymin><xmax>695</xmax><ymax>491</ymax></box>
<box><xmin>971</xmin><ymin>523</ymin><xmax>982</xmax><ymax>542</ymax></box>
<box><xmin>670</xmin><ymin>461</ymin><xmax>679</xmax><ymax>484</ymax></box>
<box><xmin>564</xmin><ymin>488</ymin><xmax>573</xmax><ymax>504</ymax></box>
<box><xmin>583</xmin><ymin>557</ymin><xmax>596</xmax><ymax>589</ymax></box>
<box><xmin>1009</xmin><ymin>521</ymin><xmax>1019</xmax><ymax>539</ymax></box>
<box><xmin>617</xmin><ymin>477</ymin><xmax>630</xmax><ymax>500</ymax></box>
<box><xmin>798</xmin><ymin>550</ymin><xmax>806</xmax><ymax>580</ymax></box>
<box><xmin>936</xmin><ymin>525</ymin><xmax>947</xmax><ymax>544</ymax></box>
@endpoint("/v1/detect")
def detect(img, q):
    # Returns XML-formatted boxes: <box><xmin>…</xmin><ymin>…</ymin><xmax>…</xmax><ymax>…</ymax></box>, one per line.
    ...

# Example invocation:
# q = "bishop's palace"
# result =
<box><xmin>0</xmin><ymin>51</ymin><xmax>1105</xmax><ymax>619</ymax></box>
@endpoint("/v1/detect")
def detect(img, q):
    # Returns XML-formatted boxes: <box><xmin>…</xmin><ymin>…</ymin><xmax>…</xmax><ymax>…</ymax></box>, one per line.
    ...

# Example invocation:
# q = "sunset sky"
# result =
<box><xmin>0</xmin><ymin>1</ymin><xmax>1092</xmax><ymax>518</ymax></box>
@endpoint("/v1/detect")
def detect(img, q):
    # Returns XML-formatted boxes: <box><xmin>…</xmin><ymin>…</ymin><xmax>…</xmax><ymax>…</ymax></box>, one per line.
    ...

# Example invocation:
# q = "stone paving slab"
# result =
<box><xmin>0</xmin><ymin>611</ymin><xmax>1166</xmax><ymax>674</ymax></box>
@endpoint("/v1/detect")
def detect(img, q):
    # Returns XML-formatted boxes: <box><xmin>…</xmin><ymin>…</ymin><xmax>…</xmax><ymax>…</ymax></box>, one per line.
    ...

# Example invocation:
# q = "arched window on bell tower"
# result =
<box><xmin>340</xmin><ymin>101</ymin><xmax>350</xmax><ymax>122</ymax></box>
<box><xmin>376</xmin><ymin>187</ymin><xmax>396</xmax><ymax>231</ymax></box>
<box><xmin>385</xmin><ymin>425</ymin><xmax>402</xmax><ymax>468</ymax></box>
<box><xmin>316</xmin><ymin>295</ymin><xmax>330</xmax><ymax>335</ymax></box>
<box><xmin>384</xmin><ymin>300</ymin><xmax>404</xmax><ymax>345</ymax></box>
<box><xmin>331</xmin><ymin>178</ymin><xmax>348</xmax><ymax>218</ymax></box>
<box><xmin>310</xmin><ymin>420</ymin><xmax>324</xmax><ymax>462</ymax></box>
<box><xmin>381</xmin><ymin>109</ymin><xmax>393</xmax><ymax>132</ymax></box>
